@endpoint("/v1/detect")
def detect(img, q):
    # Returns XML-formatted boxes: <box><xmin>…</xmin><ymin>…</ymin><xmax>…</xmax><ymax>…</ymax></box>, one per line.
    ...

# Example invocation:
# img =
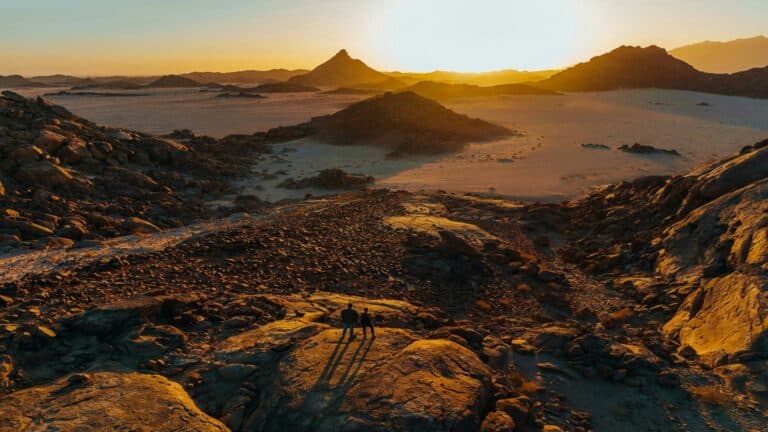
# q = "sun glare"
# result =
<box><xmin>373</xmin><ymin>0</ymin><xmax>595</xmax><ymax>72</ymax></box>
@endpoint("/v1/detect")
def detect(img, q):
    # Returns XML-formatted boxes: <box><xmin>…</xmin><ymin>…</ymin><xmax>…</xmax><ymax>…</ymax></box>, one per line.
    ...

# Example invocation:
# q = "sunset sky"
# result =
<box><xmin>1</xmin><ymin>0</ymin><xmax>766</xmax><ymax>76</ymax></box>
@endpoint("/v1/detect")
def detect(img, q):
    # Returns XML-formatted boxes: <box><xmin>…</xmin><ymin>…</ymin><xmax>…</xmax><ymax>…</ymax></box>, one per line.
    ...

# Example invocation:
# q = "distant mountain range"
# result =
<box><xmin>670</xmin><ymin>36</ymin><xmax>768</xmax><ymax>74</ymax></box>
<box><xmin>179</xmin><ymin>69</ymin><xmax>307</xmax><ymax>84</ymax></box>
<box><xmin>536</xmin><ymin>45</ymin><xmax>768</xmax><ymax>98</ymax></box>
<box><xmin>5</xmin><ymin>43</ymin><xmax>768</xmax><ymax>99</ymax></box>
<box><xmin>402</xmin><ymin>81</ymin><xmax>559</xmax><ymax>100</ymax></box>
<box><xmin>288</xmin><ymin>49</ymin><xmax>394</xmax><ymax>87</ymax></box>
<box><xmin>0</xmin><ymin>75</ymin><xmax>45</xmax><ymax>87</ymax></box>
<box><xmin>388</xmin><ymin>69</ymin><xmax>558</xmax><ymax>86</ymax></box>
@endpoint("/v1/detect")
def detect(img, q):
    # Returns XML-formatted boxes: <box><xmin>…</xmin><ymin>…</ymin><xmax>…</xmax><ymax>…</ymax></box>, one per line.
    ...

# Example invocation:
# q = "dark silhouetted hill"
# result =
<box><xmin>288</xmin><ymin>49</ymin><xmax>391</xmax><ymax>87</ymax></box>
<box><xmin>537</xmin><ymin>45</ymin><xmax>768</xmax><ymax>98</ymax></box>
<box><xmin>265</xmin><ymin>91</ymin><xmax>513</xmax><ymax>156</ymax></box>
<box><xmin>0</xmin><ymin>75</ymin><xmax>46</xmax><ymax>88</ymax></box>
<box><xmin>147</xmin><ymin>75</ymin><xmax>201</xmax><ymax>88</ymax></box>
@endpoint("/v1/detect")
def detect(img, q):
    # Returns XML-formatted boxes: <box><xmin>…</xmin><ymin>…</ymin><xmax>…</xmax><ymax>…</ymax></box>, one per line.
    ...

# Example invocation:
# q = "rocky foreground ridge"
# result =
<box><xmin>0</xmin><ymin>91</ymin><xmax>275</xmax><ymax>250</ymax></box>
<box><xmin>1</xmin><ymin>137</ymin><xmax>768</xmax><ymax>430</ymax></box>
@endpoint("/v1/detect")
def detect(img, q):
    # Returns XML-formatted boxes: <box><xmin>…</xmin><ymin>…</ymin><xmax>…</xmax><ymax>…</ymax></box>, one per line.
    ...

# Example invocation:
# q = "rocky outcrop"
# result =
<box><xmin>0</xmin><ymin>91</ymin><xmax>270</xmax><ymax>248</ymax></box>
<box><xmin>266</xmin><ymin>92</ymin><xmax>513</xmax><ymax>156</ymax></box>
<box><xmin>278</xmin><ymin>168</ymin><xmax>374</xmax><ymax>190</ymax></box>
<box><xmin>0</xmin><ymin>372</ymin><xmax>228</xmax><ymax>432</ymax></box>
<box><xmin>663</xmin><ymin>273</ymin><xmax>768</xmax><ymax>366</ymax></box>
<box><xmin>618</xmin><ymin>143</ymin><xmax>680</xmax><ymax>156</ymax></box>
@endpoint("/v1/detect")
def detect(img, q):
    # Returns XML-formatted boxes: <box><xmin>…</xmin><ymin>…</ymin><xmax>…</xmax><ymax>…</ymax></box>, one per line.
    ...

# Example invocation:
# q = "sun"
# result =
<box><xmin>370</xmin><ymin>0</ymin><xmax>597</xmax><ymax>72</ymax></box>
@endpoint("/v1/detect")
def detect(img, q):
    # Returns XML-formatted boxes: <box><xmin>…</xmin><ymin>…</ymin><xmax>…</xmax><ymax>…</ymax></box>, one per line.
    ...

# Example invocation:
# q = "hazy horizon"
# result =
<box><xmin>2</xmin><ymin>0</ymin><xmax>767</xmax><ymax>76</ymax></box>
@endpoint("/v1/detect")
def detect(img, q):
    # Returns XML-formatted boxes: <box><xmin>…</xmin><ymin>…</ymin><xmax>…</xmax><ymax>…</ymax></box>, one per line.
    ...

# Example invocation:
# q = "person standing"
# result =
<box><xmin>360</xmin><ymin>307</ymin><xmax>375</xmax><ymax>339</ymax></box>
<box><xmin>340</xmin><ymin>303</ymin><xmax>359</xmax><ymax>341</ymax></box>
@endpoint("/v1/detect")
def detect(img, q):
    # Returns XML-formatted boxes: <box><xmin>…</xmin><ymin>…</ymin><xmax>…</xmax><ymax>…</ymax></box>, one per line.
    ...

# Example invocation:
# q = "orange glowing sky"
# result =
<box><xmin>1</xmin><ymin>0</ymin><xmax>766</xmax><ymax>76</ymax></box>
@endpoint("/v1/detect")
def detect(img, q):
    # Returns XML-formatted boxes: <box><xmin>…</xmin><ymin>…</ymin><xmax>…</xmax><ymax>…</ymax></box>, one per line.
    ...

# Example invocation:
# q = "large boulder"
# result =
<box><xmin>235</xmin><ymin>328</ymin><xmax>492</xmax><ymax>432</ymax></box>
<box><xmin>0</xmin><ymin>372</ymin><xmax>229</xmax><ymax>432</ymax></box>
<box><xmin>338</xmin><ymin>339</ymin><xmax>493</xmax><ymax>431</ymax></box>
<box><xmin>663</xmin><ymin>273</ymin><xmax>768</xmax><ymax>366</ymax></box>
<box><xmin>56</xmin><ymin>137</ymin><xmax>90</xmax><ymax>164</ymax></box>
<box><xmin>14</xmin><ymin>160</ymin><xmax>73</xmax><ymax>188</ymax></box>
<box><xmin>656</xmin><ymin>178</ymin><xmax>768</xmax><ymax>278</ymax></box>
<box><xmin>33</xmin><ymin>129</ymin><xmax>68</xmax><ymax>153</ymax></box>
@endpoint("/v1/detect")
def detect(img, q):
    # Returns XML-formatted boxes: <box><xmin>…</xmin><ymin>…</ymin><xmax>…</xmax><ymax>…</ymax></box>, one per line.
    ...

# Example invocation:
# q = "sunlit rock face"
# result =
<box><xmin>663</xmin><ymin>274</ymin><xmax>768</xmax><ymax>366</ymax></box>
<box><xmin>0</xmin><ymin>372</ymin><xmax>229</xmax><ymax>432</ymax></box>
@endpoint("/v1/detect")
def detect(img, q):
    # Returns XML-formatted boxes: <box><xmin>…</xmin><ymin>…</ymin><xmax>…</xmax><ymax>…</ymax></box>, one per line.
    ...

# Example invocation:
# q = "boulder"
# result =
<box><xmin>55</xmin><ymin>217</ymin><xmax>88</xmax><ymax>240</ymax></box>
<box><xmin>338</xmin><ymin>339</ymin><xmax>492</xmax><ymax>432</ymax></box>
<box><xmin>525</xmin><ymin>325</ymin><xmax>580</xmax><ymax>353</ymax></box>
<box><xmin>33</xmin><ymin>129</ymin><xmax>68</xmax><ymax>153</ymax></box>
<box><xmin>57</xmin><ymin>137</ymin><xmax>90</xmax><ymax>164</ymax></box>
<box><xmin>139</xmin><ymin>137</ymin><xmax>190</xmax><ymax>164</ymax></box>
<box><xmin>480</xmin><ymin>411</ymin><xmax>515</xmax><ymax>432</ymax></box>
<box><xmin>239</xmin><ymin>328</ymin><xmax>492</xmax><ymax>432</ymax></box>
<box><xmin>663</xmin><ymin>273</ymin><xmax>768</xmax><ymax>366</ymax></box>
<box><xmin>14</xmin><ymin>160</ymin><xmax>73</xmax><ymax>188</ymax></box>
<box><xmin>0</xmin><ymin>372</ymin><xmax>229</xmax><ymax>432</ymax></box>
<box><xmin>66</xmin><ymin>295</ymin><xmax>163</xmax><ymax>337</ymax></box>
<box><xmin>122</xmin><ymin>216</ymin><xmax>162</xmax><ymax>234</ymax></box>
<box><xmin>218</xmin><ymin>319</ymin><xmax>329</xmax><ymax>365</ymax></box>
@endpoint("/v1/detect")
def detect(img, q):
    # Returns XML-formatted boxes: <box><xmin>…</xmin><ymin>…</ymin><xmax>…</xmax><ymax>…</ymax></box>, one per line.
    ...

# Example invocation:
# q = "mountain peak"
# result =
<box><xmin>288</xmin><ymin>49</ymin><xmax>390</xmax><ymax>87</ymax></box>
<box><xmin>333</xmin><ymin>49</ymin><xmax>351</xmax><ymax>60</ymax></box>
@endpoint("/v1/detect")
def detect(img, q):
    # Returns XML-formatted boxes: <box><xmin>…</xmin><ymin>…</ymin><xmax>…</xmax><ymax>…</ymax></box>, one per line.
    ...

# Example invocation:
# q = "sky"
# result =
<box><xmin>1</xmin><ymin>0</ymin><xmax>766</xmax><ymax>76</ymax></box>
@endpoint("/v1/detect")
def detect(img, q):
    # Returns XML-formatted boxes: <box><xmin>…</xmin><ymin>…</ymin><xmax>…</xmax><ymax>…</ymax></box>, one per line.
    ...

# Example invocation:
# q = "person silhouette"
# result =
<box><xmin>360</xmin><ymin>307</ymin><xmax>375</xmax><ymax>339</ymax></box>
<box><xmin>340</xmin><ymin>302</ymin><xmax>359</xmax><ymax>341</ymax></box>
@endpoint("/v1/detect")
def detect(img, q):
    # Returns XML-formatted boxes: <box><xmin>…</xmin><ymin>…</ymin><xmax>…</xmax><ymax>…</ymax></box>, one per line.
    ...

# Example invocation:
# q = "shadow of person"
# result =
<box><xmin>336</xmin><ymin>337</ymin><xmax>374</xmax><ymax>390</ymax></box>
<box><xmin>315</xmin><ymin>335</ymin><xmax>353</xmax><ymax>387</ymax></box>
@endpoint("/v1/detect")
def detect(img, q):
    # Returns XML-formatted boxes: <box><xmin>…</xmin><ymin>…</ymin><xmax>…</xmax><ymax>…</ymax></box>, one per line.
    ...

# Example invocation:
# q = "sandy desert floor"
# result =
<box><xmin>11</xmin><ymin>86</ymin><xmax>768</xmax><ymax>202</ymax></box>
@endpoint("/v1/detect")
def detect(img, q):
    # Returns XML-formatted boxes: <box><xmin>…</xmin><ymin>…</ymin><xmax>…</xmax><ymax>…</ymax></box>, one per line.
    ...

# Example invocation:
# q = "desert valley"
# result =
<box><xmin>2</xmin><ymin>3</ymin><xmax>768</xmax><ymax>431</ymax></box>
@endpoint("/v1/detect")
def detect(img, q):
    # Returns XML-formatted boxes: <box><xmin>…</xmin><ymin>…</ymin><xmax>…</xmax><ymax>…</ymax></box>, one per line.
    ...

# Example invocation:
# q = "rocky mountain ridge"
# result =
<box><xmin>538</xmin><ymin>45</ymin><xmax>768</xmax><ymax>99</ymax></box>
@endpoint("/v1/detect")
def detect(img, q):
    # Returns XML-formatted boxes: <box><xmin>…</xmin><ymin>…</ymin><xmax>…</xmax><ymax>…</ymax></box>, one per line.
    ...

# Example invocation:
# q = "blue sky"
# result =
<box><xmin>1</xmin><ymin>0</ymin><xmax>766</xmax><ymax>75</ymax></box>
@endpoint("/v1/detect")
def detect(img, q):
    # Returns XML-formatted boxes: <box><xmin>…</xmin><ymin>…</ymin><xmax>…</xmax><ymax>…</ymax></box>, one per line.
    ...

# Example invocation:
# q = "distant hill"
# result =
<box><xmin>180</xmin><ymin>69</ymin><xmax>307</xmax><ymax>84</ymax></box>
<box><xmin>253</xmin><ymin>82</ymin><xmax>319</xmax><ymax>93</ymax></box>
<box><xmin>288</xmin><ymin>49</ymin><xmax>391</xmax><ymax>87</ymax></box>
<box><xmin>72</xmin><ymin>80</ymin><xmax>145</xmax><ymax>90</ymax></box>
<box><xmin>538</xmin><ymin>46</ymin><xmax>701</xmax><ymax>92</ymax></box>
<box><xmin>670</xmin><ymin>36</ymin><xmax>768</xmax><ymax>73</ymax></box>
<box><xmin>265</xmin><ymin>91</ymin><xmax>512</xmax><ymax>156</ymax></box>
<box><xmin>388</xmin><ymin>69</ymin><xmax>559</xmax><ymax>86</ymax></box>
<box><xmin>147</xmin><ymin>75</ymin><xmax>201</xmax><ymax>88</ymax></box>
<box><xmin>0</xmin><ymin>75</ymin><xmax>46</xmax><ymax>88</ymax></box>
<box><xmin>536</xmin><ymin>45</ymin><xmax>768</xmax><ymax>99</ymax></box>
<box><xmin>402</xmin><ymin>81</ymin><xmax>559</xmax><ymax>100</ymax></box>
<box><xmin>29</xmin><ymin>74</ymin><xmax>92</xmax><ymax>86</ymax></box>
